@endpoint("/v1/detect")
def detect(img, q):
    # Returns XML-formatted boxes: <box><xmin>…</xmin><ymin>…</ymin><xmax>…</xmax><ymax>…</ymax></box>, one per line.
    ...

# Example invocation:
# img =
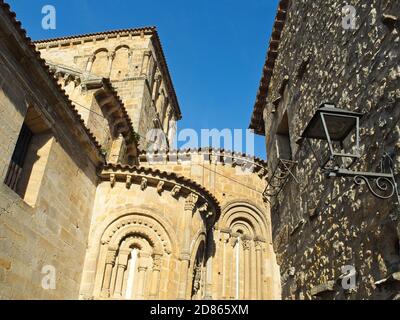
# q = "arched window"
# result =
<box><xmin>219</xmin><ymin>202</ymin><xmax>271</xmax><ymax>300</ymax></box>
<box><xmin>91</xmin><ymin>49</ymin><xmax>109</xmax><ymax>77</ymax></box>
<box><xmin>110</xmin><ymin>46</ymin><xmax>130</xmax><ymax>80</ymax></box>
<box><xmin>94</xmin><ymin>214</ymin><xmax>171</xmax><ymax>300</ymax></box>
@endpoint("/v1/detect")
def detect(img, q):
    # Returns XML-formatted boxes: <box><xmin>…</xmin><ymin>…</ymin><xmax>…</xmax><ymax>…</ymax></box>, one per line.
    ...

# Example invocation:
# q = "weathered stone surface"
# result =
<box><xmin>255</xmin><ymin>0</ymin><xmax>400</xmax><ymax>300</ymax></box>
<box><xmin>0</xmin><ymin>2</ymin><xmax>280</xmax><ymax>300</ymax></box>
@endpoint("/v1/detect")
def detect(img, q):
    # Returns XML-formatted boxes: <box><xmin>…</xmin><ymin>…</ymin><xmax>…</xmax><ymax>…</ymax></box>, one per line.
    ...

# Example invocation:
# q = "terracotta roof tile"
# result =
<box><xmin>249</xmin><ymin>0</ymin><xmax>289</xmax><ymax>135</ymax></box>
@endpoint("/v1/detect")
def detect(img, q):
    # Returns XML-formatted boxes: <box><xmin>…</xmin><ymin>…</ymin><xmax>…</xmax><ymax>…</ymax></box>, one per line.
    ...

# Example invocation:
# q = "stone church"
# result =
<box><xmin>0</xmin><ymin>0</ymin><xmax>399</xmax><ymax>300</ymax></box>
<box><xmin>0</xmin><ymin>0</ymin><xmax>280</xmax><ymax>300</ymax></box>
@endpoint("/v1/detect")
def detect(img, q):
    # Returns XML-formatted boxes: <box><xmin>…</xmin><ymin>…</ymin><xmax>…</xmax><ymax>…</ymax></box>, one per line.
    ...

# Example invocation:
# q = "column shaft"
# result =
<box><xmin>149</xmin><ymin>256</ymin><xmax>162</xmax><ymax>298</ymax></box>
<box><xmin>136</xmin><ymin>267</ymin><xmax>148</xmax><ymax>299</ymax></box>
<box><xmin>243</xmin><ymin>241</ymin><xmax>251</xmax><ymax>299</ymax></box>
<box><xmin>100</xmin><ymin>249</ymin><xmax>116</xmax><ymax>298</ymax></box>
<box><xmin>255</xmin><ymin>243</ymin><xmax>263</xmax><ymax>299</ymax></box>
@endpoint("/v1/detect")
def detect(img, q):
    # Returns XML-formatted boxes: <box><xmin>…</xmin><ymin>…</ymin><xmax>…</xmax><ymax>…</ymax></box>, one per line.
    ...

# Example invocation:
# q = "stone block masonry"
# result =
<box><xmin>255</xmin><ymin>0</ymin><xmax>400</xmax><ymax>300</ymax></box>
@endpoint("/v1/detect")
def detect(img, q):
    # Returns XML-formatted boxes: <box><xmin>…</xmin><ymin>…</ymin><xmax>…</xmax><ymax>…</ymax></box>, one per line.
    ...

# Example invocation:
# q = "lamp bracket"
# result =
<box><xmin>324</xmin><ymin>153</ymin><xmax>400</xmax><ymax>204</ymax></box>
<box><xmin>263</xmin><ymin>159</ymin><xmax>299</xmax><ymax>202</ymax></box>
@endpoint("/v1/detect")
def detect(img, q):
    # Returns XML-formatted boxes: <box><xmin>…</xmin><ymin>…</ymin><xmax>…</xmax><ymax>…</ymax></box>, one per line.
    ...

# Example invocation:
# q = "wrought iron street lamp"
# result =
<box><xmin>301</xmin><ymin>103</ymin><xmax>400</xmax><ymax>203</ymax></box>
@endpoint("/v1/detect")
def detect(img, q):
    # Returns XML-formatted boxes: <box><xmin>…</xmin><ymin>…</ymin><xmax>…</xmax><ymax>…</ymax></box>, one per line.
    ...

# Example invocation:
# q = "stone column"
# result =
<box><xmin>255</xmin><ymin>241</ymin><xmax>263</xmax><ymax>299</ymax></box>
<box><xmin>152</xmin><ymin>73</ymin><xmax>162</xmax><ymax>103</ymax></box>
<box><xmin>204</xmin><ymin>232</ymin><xmax>214</xmax><ymax>300</ymax></box>
<box><xmin>100</xmin><ymin>248</ymin><xmax>117</xmax><ymax>298</ymax></box>
<box><xmin>221</xmin><ymin>232</ymin><xmax>230</xmax><ymax>299</ymax></box>
<box><xmin>228</xmin><ymin>234</ymin><xmax>238</xmax><ymax>299</ymax></box>
<box><xmin>141</xmin><ymin>50</ymin><xmax>152</xmax><ymax>76</ymax></box>
<box><xmin>136</xmin><ymin>254</ymin><xmax>149</xmax><ymax>300</ymax></box>
<box><xmin>113</xmin><ymin>250</ymin><xmax>130</xmax><ymax>298</ymax></box>
<box><xmin>149</xmin><ymin>254</ymin><xmax>162</xmax><ymax>299</ymax></box>
<box><xmin>242</xmin><ymin>239</ymin><xmax>251</xmax><ymax>300</ymax></box>
<box><xmin>168</xmin><ymin>114</ymin><xmax>177</xmax><ymax>149</ymax></box>
<box><xmin>86</xmin><ymin>55</ymin><xmax>95</xmax><ymax>72</ymax></box>
<box><xmin>107</xmin><ymin>51</ymin><xmax>116</xmax><ymax>77</ymax></box>
<box><xmin>178</xmin><ymin>253</ymin><xmax>191</xmax><ymax>300</ymax></box>
<box><xmin>178</xmin><ymin>194</ymin><xmax>198</xmax><ymax>299</ymax></box>
<box><xmin>164</xmin><ymin>105</ymin><xmax>172</xmax><ymax>133</ymax></box>
<box><xmin>156</xmin><ymin>91</ymin><xmax>165</xmax><ymax>115</ymax></box>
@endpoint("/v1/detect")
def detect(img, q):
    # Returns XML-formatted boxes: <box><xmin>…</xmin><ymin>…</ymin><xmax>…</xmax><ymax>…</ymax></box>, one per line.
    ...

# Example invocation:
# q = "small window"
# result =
<box><xmin>4</xmin><ymin>107</ymin><xmax>52</xmax><ymax>206</ymax></box>
<box><xmin>4</xmin><ymin>123</ymin><xmax>33</xmax><ymax>192</ymax></box>
<box><xmin>275</xmin><ymin>111</ymin><xmax>292</xmax><ymax>160</ymax></box>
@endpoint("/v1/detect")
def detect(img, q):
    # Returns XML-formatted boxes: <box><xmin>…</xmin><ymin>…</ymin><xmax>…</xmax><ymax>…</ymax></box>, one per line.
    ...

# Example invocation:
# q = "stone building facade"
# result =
<box><xmin>250</xmin><ymin>0</ymin><xmax>400</xmax><ymax>299</ymax></box>
<box><xmin>0</xmin><ymin>1</ymin><xmax>280</xmax><ymax>300</ymax></box>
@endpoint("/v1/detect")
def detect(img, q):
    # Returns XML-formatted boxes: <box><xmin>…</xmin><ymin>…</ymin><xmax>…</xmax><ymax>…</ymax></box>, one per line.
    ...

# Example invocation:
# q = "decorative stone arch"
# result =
<box><xmin>107</xmin><ymin>223</ymin><xmax>164</xmax><ymax>256</ymax></box>
<box><xmin>120</xmin><ymin>235</ymin><xmax>152</xmax><ymax>253</ymax></box>
<box><xmin>218</xmin><ymin>200</ymin><xmax>271</xmax><ymax>300</ymax></box>
<box><xmin>219</xmin><ymin>200</ymin><xmax>270</xmax><ymax>239</ymax></box>
<box><xmin>92</xmin><ymin>205</ymin><xmax>179</xmax><ymax>256</ymax></box>
<box><xmin>90</xmin><ymin>206</ymin><xmax>179</xmax><ymax>298</ymax></box>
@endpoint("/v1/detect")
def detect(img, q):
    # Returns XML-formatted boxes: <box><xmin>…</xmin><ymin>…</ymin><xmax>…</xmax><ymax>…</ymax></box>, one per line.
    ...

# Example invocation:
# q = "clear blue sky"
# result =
<box><xmin>7</xmin><ymin>0</ymin><xmax>279</xmax><ymax>159</ymax></box>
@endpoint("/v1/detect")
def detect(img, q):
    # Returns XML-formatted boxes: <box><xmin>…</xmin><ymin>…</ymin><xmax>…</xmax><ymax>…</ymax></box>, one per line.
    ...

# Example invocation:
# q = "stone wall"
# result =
<box><xmin>262</xmin><ymin>0</ymin><xmax>400</xmax><ymax>299</ymax></box>
<box><xmin>0</xmin><ymin>5</ymin><xmax>100</xmax><ymax>299</ymax></box>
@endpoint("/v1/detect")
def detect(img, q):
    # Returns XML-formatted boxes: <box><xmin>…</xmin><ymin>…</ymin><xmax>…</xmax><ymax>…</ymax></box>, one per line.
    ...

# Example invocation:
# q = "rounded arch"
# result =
<box><xmin>91</xmin><ymin>48</ymin><xmax>110</xmax><ymax>76</ymax></box>
<box><xmin>110</xmin><ymin>45</ymin><xmax>130</xmax><ymax>80</ymax></box>
<box><xmin>231</xmin><ymin>220</ymin><xmax>254</xmax><ymax>237</ymax></box>
<box><xmin>93</xmin><ymin>47</ymin><xmax>109</xmax><ymax>55</ymax></box>
<box><xmin>189</xmin><ymin>231</ymin><xmax>207</xmax><ymax>268</ymax></box>
<box><xmin>120</xmin><ymin>235</ymin><xmax>152</xmax><ymax>253</ymax></box>
<box><xmin>219</xmin><ymin>200</ymin><xmax>270</xmax><ymax>239</ymax></box>
<box><xmin>114</xmin><ymin>44</ymin><xmax>130</xmax><ymax>51</ymax></box>
<box><xmin>107</xmin><ymin>223</ymin><xmax>164</xmax><ymax>255</ymax></box>
<box><xmin>91</xmin><ymin>205</ymin><xmax>179</xmax><ymax>257</ymax></box>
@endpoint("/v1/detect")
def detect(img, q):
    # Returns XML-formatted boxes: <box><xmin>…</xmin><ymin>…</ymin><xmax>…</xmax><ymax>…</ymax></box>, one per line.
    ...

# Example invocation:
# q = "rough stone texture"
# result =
<box><xmin>259</xmin><ymin>0</ymin><xmax>400</xmax><ymax>300</ymax></box>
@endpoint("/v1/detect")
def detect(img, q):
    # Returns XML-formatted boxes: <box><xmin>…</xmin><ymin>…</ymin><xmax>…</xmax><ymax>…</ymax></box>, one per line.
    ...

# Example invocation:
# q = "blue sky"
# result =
<box><xmin>7</xmin><ymin>0</ymin><xmax>279</xmax><ymax>159</ymax></box>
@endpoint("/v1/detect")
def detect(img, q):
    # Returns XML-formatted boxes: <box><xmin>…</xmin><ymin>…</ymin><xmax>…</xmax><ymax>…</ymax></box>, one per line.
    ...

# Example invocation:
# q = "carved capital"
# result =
<box><xmin>230</xmin><ymin>235</ymin><xmax>239</xmax><ymax>248</ymax></box>
<box><xmin>185</xmin><ymin>193</ymin><xmax>199</xmax><ymax>211</ymax></box>
<box><xmin>144</xmin><ymin>50</ymin><xmax>152</xmax><ymax>57</ymax></box>
<box><xmin>106</xmin><ymin>249</ymin><xmax>117</xmax><ymax>265</ymax></box>
<box><xmin>220</xmin><ymin>230</ymin><xmax>231</xmax><ymax>243</ymax></box>
<box><xmin>153</xmin><ymin>255</ymin><xmax>162</xmax><ymax>271</ymax></box>
<box><xmin>180</xmin><ymin>252</ymin><xmax>191</xmax><ymax>261</ymax></box>
<box><xmin>242</xmin><ymin>239</ymin><xmax>251</xmax><ymax>251</ymax></box>
<box><xmin>138</xmin><ymin>266</ymin><xmax>148</xmax><ymax>272</ymax></box>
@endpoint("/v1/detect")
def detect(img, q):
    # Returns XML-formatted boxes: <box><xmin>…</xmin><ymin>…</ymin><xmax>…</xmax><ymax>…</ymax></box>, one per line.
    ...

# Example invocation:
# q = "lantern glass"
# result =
<box><xmin>301</xmin><ymin>104</ymin><xmax>364</xmax><ymax>160</ymax></box>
